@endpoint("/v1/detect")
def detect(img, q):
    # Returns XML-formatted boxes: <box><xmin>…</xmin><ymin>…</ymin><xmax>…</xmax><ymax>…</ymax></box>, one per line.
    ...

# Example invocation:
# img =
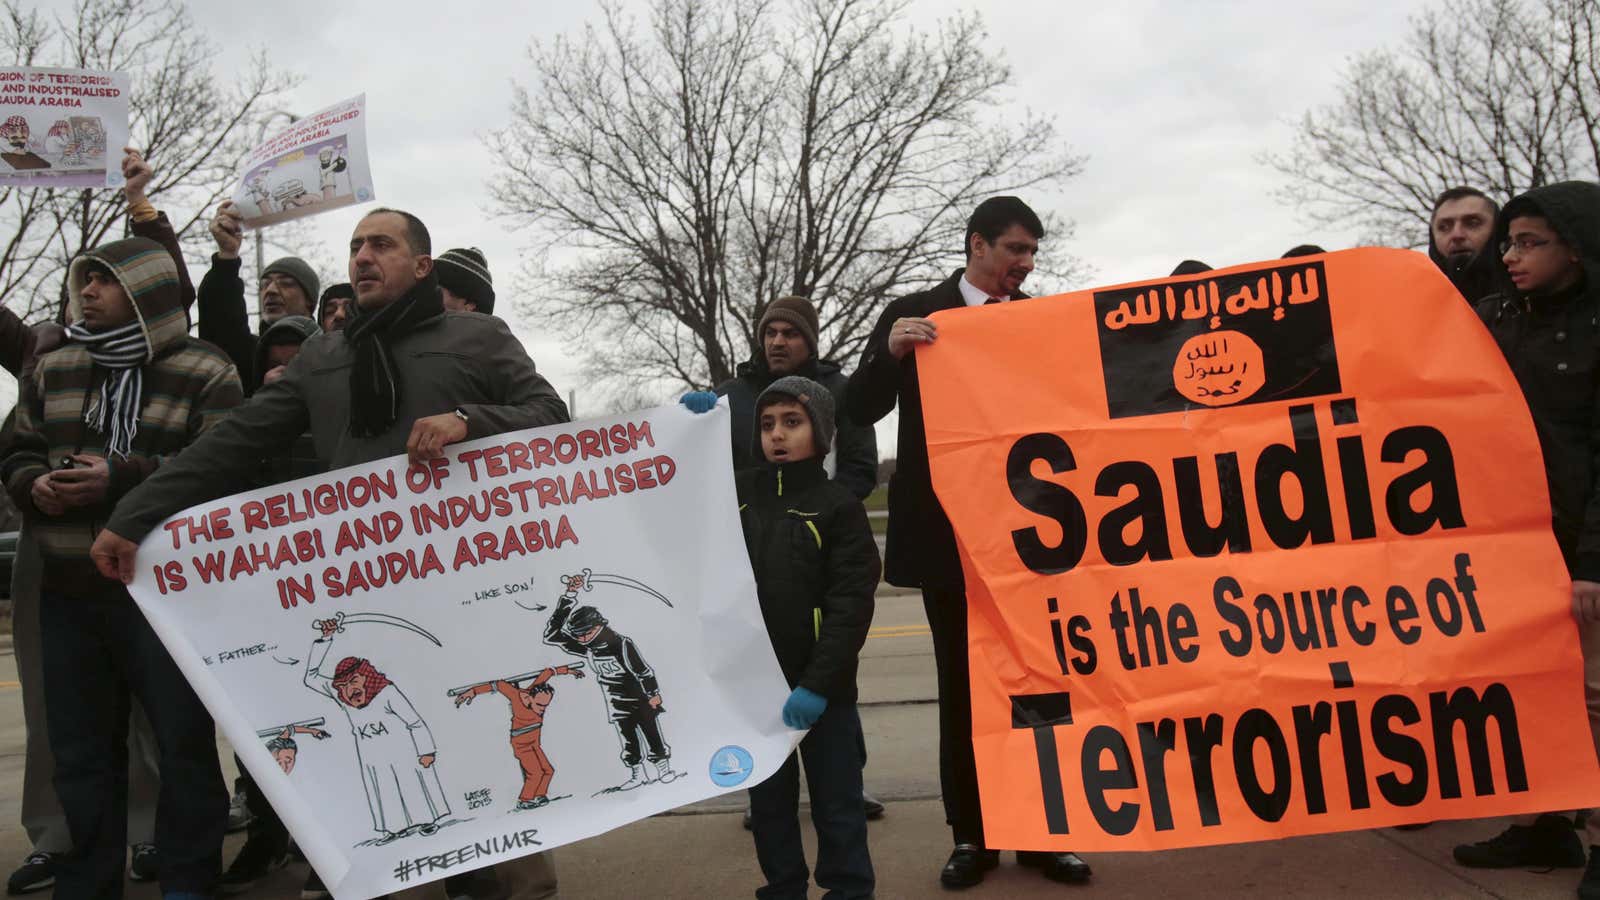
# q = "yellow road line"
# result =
<box><xmin>0</xmin><ymin>680</ymin><xmax>18</xmax><ymax>689</ymax></box>
<box><xmin>867</xmin><ymin>625</ymin><xmax>930</xmax><ymax>640</ymax></box>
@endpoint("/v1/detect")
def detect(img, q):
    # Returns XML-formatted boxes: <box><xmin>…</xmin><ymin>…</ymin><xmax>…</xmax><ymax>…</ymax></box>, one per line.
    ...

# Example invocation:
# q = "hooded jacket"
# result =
<box><xmin>104</xmin><ymin>277</ymin><xmax>569</xmax><ymax>546</ymax></box>
<box><xmin>0</xmin><ymin>211</ymin><xmax>192</xmax><ymax>380</ymax></box>
<box><xmin>736</xmin><ymin>450</ymin><xmax>879</xmax><ymax>705</ymax></box>
<box><xmin>1475</xmin><ymin>181</ymin><xmax>1600</xmax><ymax>579</ymax></box>
<box><xmin>716</xmin><ymin>355</ymin><xmax>878</xmax><ymax>500</ymax></box>
<box><xmin>0</xmin><ymin>236</ymin><xmax>242</xmax><ymax>595</ymax></box>
<box><xmin>1429</xmin><ymin>197</ymin><xmax>1507</xmax><ymax>306</ymax></box>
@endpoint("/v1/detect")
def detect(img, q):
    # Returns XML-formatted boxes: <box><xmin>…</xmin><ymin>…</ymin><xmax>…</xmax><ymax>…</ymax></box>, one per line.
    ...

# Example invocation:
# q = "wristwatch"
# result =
<box><xmin>452</xmin><ymin>408</ymin><xmax>469</xmax><ymax>425</ymax></box>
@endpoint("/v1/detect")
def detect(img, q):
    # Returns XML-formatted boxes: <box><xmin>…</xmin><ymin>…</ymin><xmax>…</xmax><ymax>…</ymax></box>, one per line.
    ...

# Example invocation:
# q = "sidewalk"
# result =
<box><xmin>0</xmin><ymin>591</ymin><xmax>1584</xmax><ymax>898</ymax></box>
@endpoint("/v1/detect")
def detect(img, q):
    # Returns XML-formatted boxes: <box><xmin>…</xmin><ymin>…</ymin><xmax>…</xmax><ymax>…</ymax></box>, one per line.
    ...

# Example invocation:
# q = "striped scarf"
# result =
<box><xmin>64</xmin><ymin>319</ymin><xmax>149</xmax><ymax>459</ymax></box>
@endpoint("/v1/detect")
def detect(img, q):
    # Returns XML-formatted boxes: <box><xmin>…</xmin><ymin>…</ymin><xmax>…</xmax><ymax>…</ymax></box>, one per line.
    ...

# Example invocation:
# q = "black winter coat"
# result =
<box><xmin>737</xmin><ymin>459</ymin><xmax>879</xmax><ymax>705</ymax></box>
<box><xmin>197</xmin><ymin>254</ymin><xmax>262</xmax><ymax>392</ymax></box>
<box><xmin>715</xmin><ymin>356</ymin><xmax>879</xmax><ymax>500</ymax></box>
<box><xmin>844</xmin><ymin>268</ymin><xmax>1026</xmax><ymax>591</ymax></box>
<box><xmin>1476</xmin><ymin>181</ymin><xmax>1600</xmax><ymax>580</ymax></box>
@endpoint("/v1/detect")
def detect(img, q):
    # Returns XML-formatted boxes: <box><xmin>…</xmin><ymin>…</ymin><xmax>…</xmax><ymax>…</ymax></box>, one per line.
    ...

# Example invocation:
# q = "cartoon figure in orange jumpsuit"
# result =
<box><xmin>454</xmin><ymin>665</ymin><xmax>585</xmax><ymax>809</ymax></box>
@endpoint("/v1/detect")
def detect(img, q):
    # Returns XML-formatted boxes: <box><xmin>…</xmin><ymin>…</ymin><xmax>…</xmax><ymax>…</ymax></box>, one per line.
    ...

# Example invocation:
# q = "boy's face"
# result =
<box><xmin>264</xmin><ymin>341</ymin><xmax>301</xmax><ymax>371</ymax></box>
<box><xmin>760</xmin><ymin>399</ymin><xmax>816</xmax><ymax>464</ymax></box>
<box><xmin>1503</xmin><ymin>214</ymin><xmax>1582</xmax><ymax>295</ymax></box>
<box><xmin>79</xmin><ymin>268</ymin><xmax>136</xmax><ymax>330</ymax></box>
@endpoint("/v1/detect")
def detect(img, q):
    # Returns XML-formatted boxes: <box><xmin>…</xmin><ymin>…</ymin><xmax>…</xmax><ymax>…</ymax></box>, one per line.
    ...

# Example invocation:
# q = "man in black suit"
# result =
<box><xmin>844</xmin><ymin>197</ymin><xmax>1091</xmax><ymax>889</ymax></box>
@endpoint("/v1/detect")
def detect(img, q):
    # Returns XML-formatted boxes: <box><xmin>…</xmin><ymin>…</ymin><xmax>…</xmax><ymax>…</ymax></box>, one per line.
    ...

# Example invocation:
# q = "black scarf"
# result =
<box><xmin>342</xmin><ymin>274</ymin><xmax>444</xmax><ymax>438</ymax></box>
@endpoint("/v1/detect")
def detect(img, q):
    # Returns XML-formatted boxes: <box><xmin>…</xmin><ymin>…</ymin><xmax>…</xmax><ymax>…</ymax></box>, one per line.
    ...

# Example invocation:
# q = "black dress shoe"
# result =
<box><xmin>940</xmin><ymin>845</ymin><xmax>999</xmax><ymax>889</ymax></box>
<box><xmin>863</xmin><ymin>791</ymin><xmax>886</xmax><ymax>820</ymax></box>
<box><xmin>1017</xmin><ymin>850</ymin><xmax>1092</xmax><ymax>884</ymax></box>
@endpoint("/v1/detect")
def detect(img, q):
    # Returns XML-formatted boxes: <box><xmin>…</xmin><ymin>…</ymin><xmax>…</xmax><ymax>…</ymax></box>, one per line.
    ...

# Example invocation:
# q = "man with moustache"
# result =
<box><xmin>844</xmin><ymin>196</ymin><xmax>1092</xmax><ymax>889</ymax></box>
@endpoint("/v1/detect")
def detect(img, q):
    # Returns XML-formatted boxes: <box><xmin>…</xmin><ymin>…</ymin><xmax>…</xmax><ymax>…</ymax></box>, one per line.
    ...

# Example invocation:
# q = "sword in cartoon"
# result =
<box><xmin>310</xmin><ymin>610</ymin><xmax>443</xmax><ymax>647</ymax></box>
<box><xmin>561</xmin><ymin>568</ymin><xmax>673</xmax><ymax>608</ymax></box>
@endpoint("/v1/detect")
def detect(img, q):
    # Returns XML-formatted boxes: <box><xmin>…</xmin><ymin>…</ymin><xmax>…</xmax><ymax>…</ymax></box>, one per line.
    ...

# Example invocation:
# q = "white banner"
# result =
<box><xmin>128</xmin><ymin>405</ymin><xmax>796</xmax><ymax>899</ymax></box>
<box><xmin>0</xmin><ymin>67</ymin><xmax>129</xmax><ymax>187</ymax></box>
<box><xmin>231</xmin><ymin>94</ymin><xmax>374</xmax><ymax>228</ymax></box>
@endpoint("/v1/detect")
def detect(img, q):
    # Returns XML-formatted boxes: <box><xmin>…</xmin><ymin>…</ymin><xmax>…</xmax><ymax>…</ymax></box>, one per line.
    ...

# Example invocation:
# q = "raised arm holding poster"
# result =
<box><xmin>231</xmin><ymin>94</ymin><xmax>374</xmax><ymax>228</ymax></box>
<box><xmin>124</xmin><ymin>405</ymin><xmax>796</xmax><ymax>899</ymax></box>
<box><xmin>0</xmin><ymin>67</ymin><xmax>128</xmax><ymax>187</ymax></box>
<box><xmin>917</xmin><ymin>248</ymin><xmax>1600</xmax><ymax>851</ymax></box>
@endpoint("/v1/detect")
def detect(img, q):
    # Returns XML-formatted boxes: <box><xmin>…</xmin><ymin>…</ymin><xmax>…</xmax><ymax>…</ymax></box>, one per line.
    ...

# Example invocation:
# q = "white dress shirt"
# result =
<box><xmin>959</xmin><ymin>274</ymin><xmax>1006</xmax><ymax>307</ymax></box>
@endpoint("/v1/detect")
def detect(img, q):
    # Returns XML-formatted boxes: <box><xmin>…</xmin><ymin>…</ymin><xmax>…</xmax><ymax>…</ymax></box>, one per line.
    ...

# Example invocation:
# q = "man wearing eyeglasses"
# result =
<box><xmin>1457</xmin><ymin>180</ymin><xmax>1600</xmax><ymax>900</ymax></box>
<box><xmin>198</xmin><ymin>200</ymin><xmax>321</xmax><ymax>393</ymax></box>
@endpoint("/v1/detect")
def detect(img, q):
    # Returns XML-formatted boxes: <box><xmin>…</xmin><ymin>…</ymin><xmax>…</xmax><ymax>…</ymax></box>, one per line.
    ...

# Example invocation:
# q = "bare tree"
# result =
<box><xmin>1267</xmin><ymin>0</ymin><xmax>1600</xmax><ymax>247</ymax></box>
<box><xmin>490</xmin><ymin>0</ymin><xmax>1083</xmax><ymax>391</ymax></box>
<box><xmin>0</xmin><ymin>0</ymin><xmax>297</xmax><ymax>322</ymax></box>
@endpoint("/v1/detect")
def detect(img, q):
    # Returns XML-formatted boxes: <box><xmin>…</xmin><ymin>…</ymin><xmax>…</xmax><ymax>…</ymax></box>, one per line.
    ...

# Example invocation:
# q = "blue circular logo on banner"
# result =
<box><xmin>709</xmin><ymin>745</ymin><xmax>754</xmax><ymax>787</ymax></box>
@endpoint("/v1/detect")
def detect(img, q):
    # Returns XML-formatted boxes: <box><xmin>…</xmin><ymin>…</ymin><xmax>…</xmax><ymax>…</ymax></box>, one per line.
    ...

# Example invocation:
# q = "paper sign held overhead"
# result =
<box><xmin>0</xmin><ymin>67</ymin><xmax>129</xmax><ymax>188</ymax></box>
<box><xmin>232</xmin><ymin>94</ymin><xmax>374</xmax><ymax>229</ymax></box>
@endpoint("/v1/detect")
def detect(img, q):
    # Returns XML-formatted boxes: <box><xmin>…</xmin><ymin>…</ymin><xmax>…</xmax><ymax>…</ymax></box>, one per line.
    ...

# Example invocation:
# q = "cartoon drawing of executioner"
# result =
<box><xmin>543</xmin><ymin>571</ymin><xmax>682</xmax><ymax>792</ymax></box>
<box><xmin>255</xmin><ymin>717</ymin><xmax>331</xmax><ymax>775</ymax></box>
<box><xmin>317</xmin><ymin>144</ymin><xmax>347</xmax><ymax>199</ymax></box>
<box><xmin>450</xmin><ymin>663</ymin><xmax>585</xmax><ymax>809</ymax></box>
<box><xmin>305</xmin><ymin>615</ymin><xmax>451</xmax><ymax>844</ymax></box>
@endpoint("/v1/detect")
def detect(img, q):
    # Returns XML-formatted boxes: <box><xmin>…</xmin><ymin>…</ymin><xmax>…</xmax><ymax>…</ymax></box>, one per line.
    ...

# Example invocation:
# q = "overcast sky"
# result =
<box><xmin>5</xmin><ymin>0</ymin><xmax>1435</xmax><ymax>432</ymax></box>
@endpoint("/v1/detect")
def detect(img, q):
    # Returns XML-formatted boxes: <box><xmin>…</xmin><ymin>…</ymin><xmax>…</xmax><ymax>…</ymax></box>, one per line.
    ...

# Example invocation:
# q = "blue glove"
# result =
<box><xmin>781</xmin><ymin>686</ymin><xmax>828</xmax><ymax>730</ymax></box>
<box><xmin>680</xmin><ymin>391</ymin><xmax>718</xmax><ymax>414</ymax></box>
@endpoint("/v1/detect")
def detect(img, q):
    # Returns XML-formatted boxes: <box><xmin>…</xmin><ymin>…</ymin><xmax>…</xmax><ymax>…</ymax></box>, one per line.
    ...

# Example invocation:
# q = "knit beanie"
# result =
<box><xmin>262</xmin><ymin>257</ymin><xmax>320</xmax><ymax>304</ymax></box>
<box><xmin>435</xmin><ymin>247</ymin><xmax>496</xmax><ymax>314</ymax></box>
<box><xmin>317</xmin><ymin>282</ymin><xmax>355</xmax><ymax>324</ymax></box>
<box><xmin>755</xmin><ymin>375</ymin><xmax>836</xmax><ymax>456</ymax></box>
<box><xmin>757</xmin><ymin>295</ymin><xmax>819</xmax><ymax>352</ymax></box>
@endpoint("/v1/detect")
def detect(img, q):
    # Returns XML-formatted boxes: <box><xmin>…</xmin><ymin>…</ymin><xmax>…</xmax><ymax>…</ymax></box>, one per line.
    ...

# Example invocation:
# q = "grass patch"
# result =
<box><xmin>864</xmin><ymin>486</ymin><xmax>888</xmax><ymax>511</ymax></box>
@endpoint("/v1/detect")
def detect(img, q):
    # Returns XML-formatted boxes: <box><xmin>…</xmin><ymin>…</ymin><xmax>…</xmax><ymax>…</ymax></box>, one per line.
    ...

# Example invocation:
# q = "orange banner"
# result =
<box><xmin>918</xmin><ymin>248</ymin><xmax>1600</xmax><ymax>851</ymax></box>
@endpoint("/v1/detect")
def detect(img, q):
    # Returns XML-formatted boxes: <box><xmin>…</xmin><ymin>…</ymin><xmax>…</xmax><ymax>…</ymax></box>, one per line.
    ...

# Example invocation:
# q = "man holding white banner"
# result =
<box><xmin>90</xmin><ymin>206</ymin><xmax>570</xmax><ymax>898</ymax></box>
